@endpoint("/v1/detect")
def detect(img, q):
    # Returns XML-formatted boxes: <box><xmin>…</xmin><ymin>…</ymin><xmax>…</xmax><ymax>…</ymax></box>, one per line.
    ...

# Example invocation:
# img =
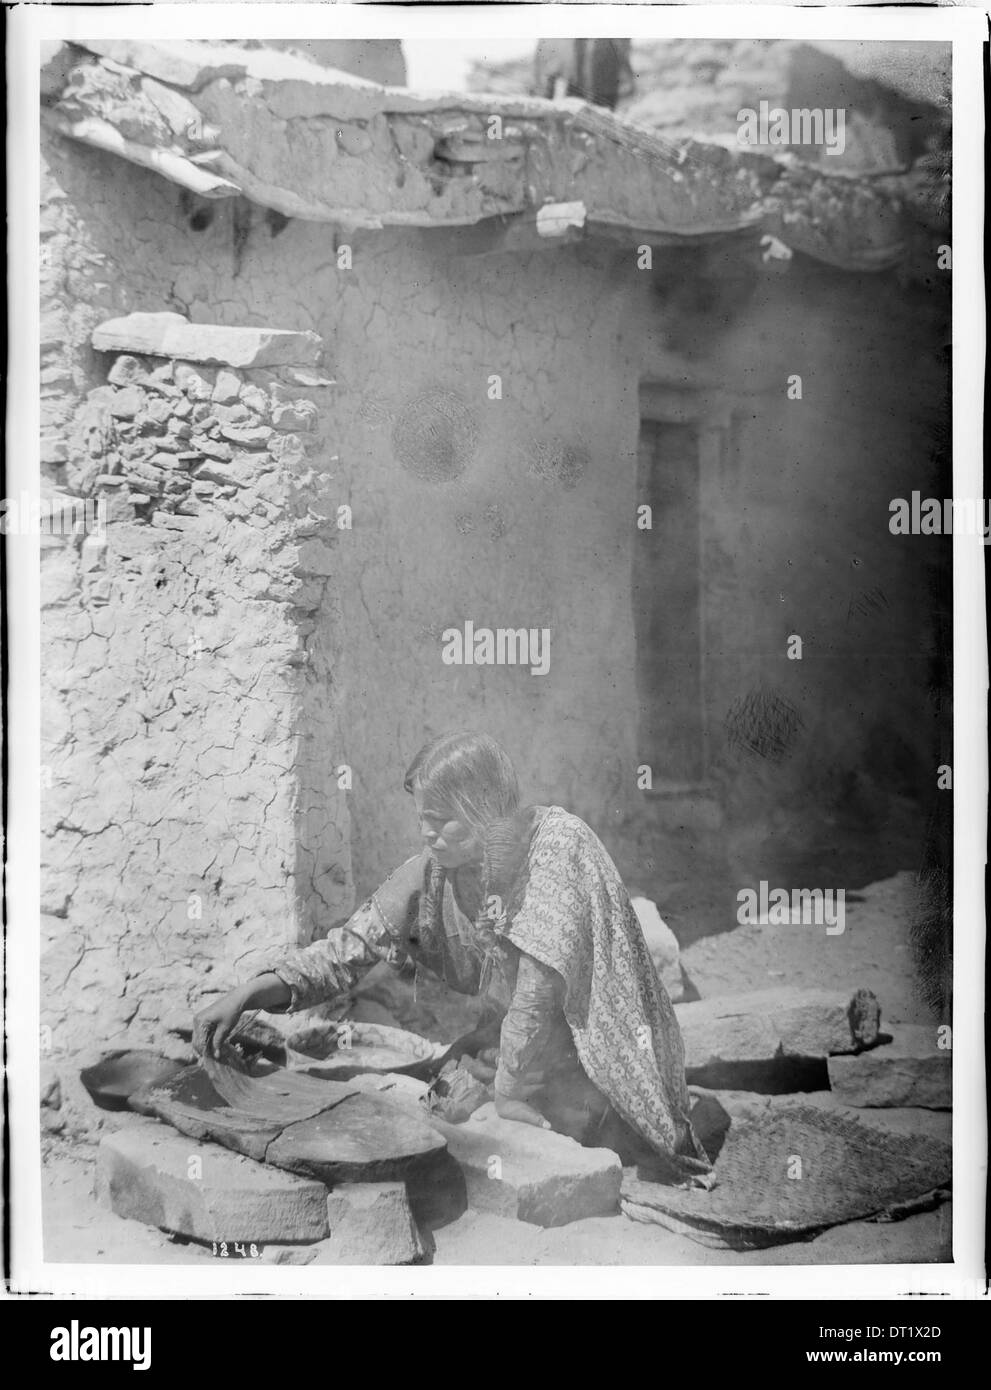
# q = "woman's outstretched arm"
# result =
<box><xmin>192</xmin><ymin>855</ymin><xmax>423</xmax><ymax>1057</ymax></box>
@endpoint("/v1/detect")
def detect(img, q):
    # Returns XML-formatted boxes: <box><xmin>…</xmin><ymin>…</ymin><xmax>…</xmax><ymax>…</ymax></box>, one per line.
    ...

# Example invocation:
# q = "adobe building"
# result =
<box><xmin>37</xmin><ymin>39</ymin><xmax>951</xmax><ymax>1062</ymax></box>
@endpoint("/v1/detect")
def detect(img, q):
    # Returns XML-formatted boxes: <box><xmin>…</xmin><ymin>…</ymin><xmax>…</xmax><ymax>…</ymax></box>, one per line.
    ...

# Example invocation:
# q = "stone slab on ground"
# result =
<box><xmin>266</xmin><ymin>1091</ymin><xmax>447</xmax><ymax>1185</ymax></box>
<box><xmin>134</xmin><ymin>1063</ymin><xmax>445</xmax><ymax>1186</ymax></box>
<box><xmin>96</xmin><ymin>1119</ymin><xmax>329</xmax><ymax>1243</ymax></box>
<box><xmin>91</xmin><ymin>312</ymin><xmax>322</xmax><ymax>368</ymax></box>
<box><xmin>676</xmin><ymin>987</ymin><xmax>881</xmax><ymax>1075</ymax></box>
<box><xmin>130</xmin><ymin>1064</ymin><xmax>326</xmax><ymax>1163</ymax></box>
<box><xmin>827</xmin><ymin>1027</ymin><xmax>951</xmax><ymax>1109</ymax></box>
<box><xmin>262</xmin><ymin>1182</ymin><xmax>427</xmax><ymax>1265</ymax></box>
<box><xmin>430</xmin><ymin>1103</ymin><xmax>622</xmax><ymax>1227</ymax></box>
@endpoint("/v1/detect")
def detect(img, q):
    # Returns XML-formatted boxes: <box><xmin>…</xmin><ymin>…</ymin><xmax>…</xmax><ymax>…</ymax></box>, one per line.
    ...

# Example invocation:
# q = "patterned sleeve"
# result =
<box><xmin>494</xmin><ymin>950</ymin><xmax>563</xmax><ymax>1100</ymax></box>
<box><xmin>267</xmin><ymin>855</ymin><xmax>424</xmax><ymax>1013</ymax></box>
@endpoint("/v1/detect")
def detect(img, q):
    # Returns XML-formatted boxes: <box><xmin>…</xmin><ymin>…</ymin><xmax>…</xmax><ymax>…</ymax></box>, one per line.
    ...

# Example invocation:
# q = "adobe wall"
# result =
<box><xmin>306</xmin><ymin>230</ymin><xmax>648</xmax><ymax>893</ymax></box>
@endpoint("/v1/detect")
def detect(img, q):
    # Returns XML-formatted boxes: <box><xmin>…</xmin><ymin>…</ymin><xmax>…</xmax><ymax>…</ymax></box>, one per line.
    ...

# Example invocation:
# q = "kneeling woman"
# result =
<box><xmin>194</xmin><ymin>732</ymin><xmax>709</xmax><ymax>1180</ymax></box>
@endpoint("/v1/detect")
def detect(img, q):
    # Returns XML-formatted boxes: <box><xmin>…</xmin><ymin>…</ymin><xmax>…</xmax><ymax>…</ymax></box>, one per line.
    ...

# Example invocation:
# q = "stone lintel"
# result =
<box><xmin>91</xmin><ymin>312</ymin><xmax>323</xmax><ymax>369</ymax></box>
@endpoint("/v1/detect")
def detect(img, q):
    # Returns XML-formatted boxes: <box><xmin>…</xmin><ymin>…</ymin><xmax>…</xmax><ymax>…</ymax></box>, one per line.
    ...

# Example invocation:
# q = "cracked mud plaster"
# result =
<box><xmin>41</xmin><ymin>423</ymin><xmax>353</xmax><ymax>1056</ymax></box>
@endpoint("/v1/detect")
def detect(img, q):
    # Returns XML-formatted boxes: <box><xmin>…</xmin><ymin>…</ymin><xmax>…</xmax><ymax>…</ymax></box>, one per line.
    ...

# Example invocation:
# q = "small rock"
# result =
<box><xmin>239</xmin><ymin>384</ymin><xmax>270</xmax><ymax>415</ymax></box>
<box><xmin>194</xmin><ymin>461</ymin><xmax>238</xmax><ymax>487</ymax></box>
<box><xmin>220</xmin><ymin>425</ymin><xmax>272</xmax><ymax>448</ymax></box>
<box><xmin>139</xmin><ymin>397</ymin><xmax>172</xmax><ymax>428</ymax></box>
<box><xmin>272</xmin><ymin>400</ymin><xmax>317</xmax><ymax>432</ymax></box>
<box><xmin>182</xmin><ymin>376</ymin><xmax>213</xmax><ymax>403</ymax></box>
<box><xmin>41</xmin><ymin>437</ymin><xmax>68</xmax><ymax>464</ymax></box>
<box><xmin>107</xmin><ymin>355</ymin><xmax>147</xmax><ymax>387</ymax></box>
<box><xmin>152</xmin><ymin>512</ymin><xmax>201</xmax><ymax>530</ymax></box>
<box><xmin>322</xmin><ymin>1181</ymin><xmax>426</xmax><ymax>1264</ymax></box>
<box><xmin>109</xmin><ymin>387</ymin><xmax>145</xmax><ymax>419</ymax></box>
<box><xmin>174</xmin><ymin>361</ymin><xmax>213</xmax><ymax>389</ymax></box>
<box><xmin>96</xmin><ymin>1121</ymin><xmax>330</xmax><ymax>1243</ymax></box>
<box><xmin>86</xmin><ymin>576</ymin><xmax>113</xmax><ymax>605</ymax></box>
<box><xmin>212</xmin><ymin>369</ymin><xmax>243</xmax><ymax>404</ymax></box>
<box><xmin>283</xmin><ymin>369</ymin><xmax>336</xmax><ymax>389</ymax></box>
<box><xmin>80</xmin><ymin>534</ymin><xmax>107</xmax><ymax>572</ymax></box>
<box><xmin>270</xmin><ymin>432</ymin><xmax>305</xmax><ymax>463</ymax></box>
<box><xmin>212</xmin><ymin>402</ymin><xmax>251</xmax><ymax>426</ymax></box>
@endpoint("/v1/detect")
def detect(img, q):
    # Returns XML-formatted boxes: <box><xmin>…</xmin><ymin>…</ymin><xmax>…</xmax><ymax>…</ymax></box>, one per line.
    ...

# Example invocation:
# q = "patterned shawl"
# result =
<box><xmin>503</xmin><ymin>807</ymin><xmax>709</xmax><ymax>1169</ymax></box>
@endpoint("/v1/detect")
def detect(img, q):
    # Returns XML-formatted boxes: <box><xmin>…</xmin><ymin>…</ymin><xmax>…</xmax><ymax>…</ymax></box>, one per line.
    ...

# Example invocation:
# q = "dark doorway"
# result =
<box><xmin>633</xmin><ymin>418</ymin><xmax>705</xmax><ymax>785</ymax></box>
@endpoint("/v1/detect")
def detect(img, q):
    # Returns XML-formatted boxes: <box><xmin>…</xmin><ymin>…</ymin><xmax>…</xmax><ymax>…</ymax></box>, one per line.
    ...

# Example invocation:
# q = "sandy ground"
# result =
<box><xmin>40</xmin><ymin>871</ymin><xmax>951</xmax><ymax>1270</ymax></box>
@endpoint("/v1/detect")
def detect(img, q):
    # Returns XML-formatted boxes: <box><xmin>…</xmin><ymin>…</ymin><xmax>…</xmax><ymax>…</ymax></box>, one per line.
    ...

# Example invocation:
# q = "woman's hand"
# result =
<box><xmin>193</xmin><ymin>972</ymin><xmax>293</xmax><ymax>1057</ymax></box>
<box><xmin>193</xmin><ymin>986</ymin><xmax>252</xmax><ymax>1058</ymax></box>
<box><xmin>493</xmin><ymin>1093</ymin><xmax>551</xmax><ymax>1129</ymax></box>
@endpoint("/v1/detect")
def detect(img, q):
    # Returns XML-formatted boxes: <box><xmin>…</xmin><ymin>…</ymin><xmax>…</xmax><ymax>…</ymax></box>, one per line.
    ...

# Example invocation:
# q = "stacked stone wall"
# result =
<box><xmin>41</xmin><ymin>316</ymin><xmax>352</xmax><ymax>1071</ymax></box>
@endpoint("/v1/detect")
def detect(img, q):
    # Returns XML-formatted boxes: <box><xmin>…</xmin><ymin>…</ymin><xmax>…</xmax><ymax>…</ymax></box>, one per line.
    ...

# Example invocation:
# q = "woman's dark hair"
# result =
<box><xmin>403</xmin><ymin>732</ymin><xmax>520</xmax><ymax>837</ymax></box>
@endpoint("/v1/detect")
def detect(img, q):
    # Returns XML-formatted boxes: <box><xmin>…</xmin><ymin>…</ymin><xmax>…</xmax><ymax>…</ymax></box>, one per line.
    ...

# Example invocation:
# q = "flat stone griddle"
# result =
<box><xmin>201</xmin><ymin>1049</ymin><xmax>345</xmax><ymax>1121</ymax></box>
<box><xmin>132</xmin><ymin>1060</ymin><xmax>447</xmax><ymax>1184</ymax></box>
